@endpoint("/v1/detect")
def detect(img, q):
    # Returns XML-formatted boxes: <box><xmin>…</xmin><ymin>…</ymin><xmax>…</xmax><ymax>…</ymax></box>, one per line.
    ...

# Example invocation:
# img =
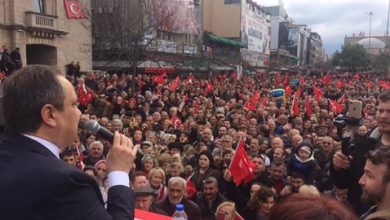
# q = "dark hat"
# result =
<box><xmin>134</xmin><ymin>187</ymin><xmax>155</xmax><ymax>197</ymax></box>
<box><xmin>297</xmin><ymin>140</ymin><xmax>313</xmax><ymax>156</ymax></box>
<box><xmin>168</xmin><ymin>142</ymin><xmax>183</xmax><ymax>152</ymax></box>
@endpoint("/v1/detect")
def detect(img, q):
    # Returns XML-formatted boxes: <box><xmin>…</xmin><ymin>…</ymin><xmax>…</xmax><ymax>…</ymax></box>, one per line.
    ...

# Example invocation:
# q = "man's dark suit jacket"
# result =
<box><xmin>0</xmin><ymin>135</ymin><xmax>134</xmax><ymax>220</ymax></box>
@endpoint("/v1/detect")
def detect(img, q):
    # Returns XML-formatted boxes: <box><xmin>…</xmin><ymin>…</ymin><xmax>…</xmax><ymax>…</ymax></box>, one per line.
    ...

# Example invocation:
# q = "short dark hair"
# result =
<box><xmin>367</xmin><ymin>146</ymin><xmax>390</xmax><ymax>183</ymax></box>
<box><xmin>202</xmin><ymin>176</ymin><xmax>218</xmax><ymax>187</ymax></box>
<box><xmin>60</xmin><ymin>149</ymin><xmax>75</xmax><ymax>159</ymax></box>
<box><xmin>290</xmin><ymin>171</ymin><xmax>306</xmax><ymax>183</ymax></box>
<box><xmin>3</xmin><ymin>65</ymin><xmax>64</xmax><ymax>135</ymax></box>
<box><xmin>379</xmin><ymin>90</ymin><xmax>390</xmax><ymax>103</ymax></box>
<box><xmin>271</xmin><ymin>160</ymin><xmax>285</xmax><ymax>168</ymax></box>
<box><xmin>83</xmin><ymin>166</ymin><xmax>98</xmax><ymax>177</ymax></box>
<box><xmin>130</xmin><ymin>171</ymin><xmax>147</xmax><ymax>183</ymax></box>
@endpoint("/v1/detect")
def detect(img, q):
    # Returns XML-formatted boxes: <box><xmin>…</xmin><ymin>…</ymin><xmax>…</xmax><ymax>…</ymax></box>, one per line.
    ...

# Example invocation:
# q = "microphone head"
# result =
<box><xmin>84</xmin><ymin>120</ymin><xmax>100</xmax><ymax>134</ymax></box>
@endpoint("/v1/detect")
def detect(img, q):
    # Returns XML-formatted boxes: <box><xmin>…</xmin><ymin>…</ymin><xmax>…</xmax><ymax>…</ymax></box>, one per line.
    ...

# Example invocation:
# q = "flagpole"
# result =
<box><xmin>186</xmin><ymin>172</ymin><xmax>195</xmax><ymax>183</ymax></box>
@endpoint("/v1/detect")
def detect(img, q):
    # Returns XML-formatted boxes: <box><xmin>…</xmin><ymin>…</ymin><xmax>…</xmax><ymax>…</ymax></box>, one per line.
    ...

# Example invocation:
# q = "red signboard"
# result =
<box><xmin>64</xmin><ymin>0</ymin><xmax>87</xmax><ymax>19</ymax></box>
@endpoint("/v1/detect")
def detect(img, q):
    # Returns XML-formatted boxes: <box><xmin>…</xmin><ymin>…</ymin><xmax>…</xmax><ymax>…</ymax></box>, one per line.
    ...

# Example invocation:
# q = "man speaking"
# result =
<box><xmin>0</xmin><ymin>65</ymin><xmax>138</xmax><ymax>219</ymax></box>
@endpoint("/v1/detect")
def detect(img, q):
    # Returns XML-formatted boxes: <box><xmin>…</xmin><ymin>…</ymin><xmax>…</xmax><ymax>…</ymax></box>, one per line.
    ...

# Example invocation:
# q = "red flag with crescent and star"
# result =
<box><xmin>229</xmin><ymin>141</ymin><xmax>257</xmax><ymax>186</ymax></box>
<box><xmin>64</xmin><ymin>0</ymin><xmax>87</xmax><ymax>19</ymax></box>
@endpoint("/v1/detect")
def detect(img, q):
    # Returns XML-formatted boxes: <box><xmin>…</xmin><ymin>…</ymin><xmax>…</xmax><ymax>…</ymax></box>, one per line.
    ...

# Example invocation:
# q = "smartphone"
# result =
<box><xmin>348</xmin><ymin>100</ymin><xmax>362</xmax><ymax>119</ymax></box>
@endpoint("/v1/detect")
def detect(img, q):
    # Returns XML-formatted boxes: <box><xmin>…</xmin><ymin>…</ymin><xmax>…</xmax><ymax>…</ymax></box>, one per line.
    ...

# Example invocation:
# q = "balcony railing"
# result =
<box><xmin>25</xmin><ymin>11</ymin><xmax>58</xmax><ymax>31</ymax></box>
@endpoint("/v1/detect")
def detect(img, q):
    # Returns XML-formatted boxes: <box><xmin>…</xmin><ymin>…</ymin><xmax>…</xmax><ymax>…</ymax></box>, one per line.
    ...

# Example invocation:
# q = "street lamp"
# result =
<box><xmin>368</xmin><ymin>11</ymin><xmax>373</xmax><ymax>49</ymax></box>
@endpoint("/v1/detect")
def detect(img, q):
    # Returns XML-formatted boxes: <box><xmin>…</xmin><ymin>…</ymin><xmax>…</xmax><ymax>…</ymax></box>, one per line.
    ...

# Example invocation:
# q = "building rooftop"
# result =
<box><xmin>357</xmin><ymin>38</ymin><xmax>386</xmax><ymax>49</ymax></box>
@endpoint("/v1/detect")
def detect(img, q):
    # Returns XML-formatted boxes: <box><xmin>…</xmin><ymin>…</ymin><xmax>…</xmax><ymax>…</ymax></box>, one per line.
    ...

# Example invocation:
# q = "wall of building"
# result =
<box><xmin>0</xmin><ymin>0</ymin><xmax>92</xmax><ymax>72</ymax></box>
<box><xmin>203</xmin><ymin>0</ymin><xmax>240</xmax><ymax>38</ymax></box>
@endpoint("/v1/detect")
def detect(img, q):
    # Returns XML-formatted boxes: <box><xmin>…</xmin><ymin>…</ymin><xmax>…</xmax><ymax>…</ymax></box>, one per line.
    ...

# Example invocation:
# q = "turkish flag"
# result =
<box><xmin>336</xmin><ymin>80</ymin><xmax>343</xmax><ymax>89</ymax></box>
<box><xmin>64</xmin><ymin>0</ymin><xmax>87</xmax><ymax>19</ymax></box>
<box><xmin>313</xmin><ymin>86</ymin><xmax>323</xmax><ymax>103</ymax></box>
<box><xmin>203</xmin><ymin>82</ymin><xmax>213</xmax><ymax>96</ymax></box>
<box><xmin>380</xmin><ymin>80</ymin><xmax>390</xmax><ymax>89</ymax></box>
<box><xmin>283</xmin><ymin>74</ymin><xmax>289</xmax><ymax>86</ymax></box>
<box><xmin>78</xmin><ymin>85</ymin><xmax>95</xmax><ymax>105</ymax></box>
<box><xmin>367</xmin><ymin>82</ymin><xmax>374</xmax><ymax>89</ymax></box>
<box><xmin>291</xmin><ymin>96</ymin><xmax>300</xmax><ymax>117</ymax></box>
<box><xmin>152</xmin><ymin>75</ymin><xmax>165</xmax><ymax>85</ymax></box>
<box><xmin>169</xmin><ymin>76</ymin><xmax>180</xmax><ymax>91</ymax></box>
<box><xmin>305</xmin><ymin>96</ymin><xmax>313</xmax><ymax>117</ymax></box>
<box><xmin>329</xmin><ymin>99</ymin><xmax>343</xmax><ymax>114</ymax></box>
<box><xmin>322</xmin><ymin>73</ymin><xmax>330</xmax><ymax>86</ymax></box>
<box><xmin>135</xmin><ymin>79</ymin><xmax>145</xmax><ymax>89</ymax></box>
<box><xmin>244</xmin><ymin>91</ymin><xmax>260</xmax><ymax>111</ymax></box>
<box><xmin>171</xmin><ymin>115</ymin><xmax>182</xmax><ymax>129</ymax></box>
<box><xmin>285</xmin><ymin>86</ymin><xmax>292</xmax><ymax>97</ymax></box>
<box><xmin>229</xmin><ymin>141</ymin><xmax>257</xmax><ymax>186</ymax></box>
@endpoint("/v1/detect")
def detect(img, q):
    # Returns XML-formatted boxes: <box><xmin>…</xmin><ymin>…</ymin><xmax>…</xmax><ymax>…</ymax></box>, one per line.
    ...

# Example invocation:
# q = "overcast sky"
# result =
<box><xmin>256</xmin><ymin>0</ymin><xmax>390</xmax><ymax>55</ymax></box>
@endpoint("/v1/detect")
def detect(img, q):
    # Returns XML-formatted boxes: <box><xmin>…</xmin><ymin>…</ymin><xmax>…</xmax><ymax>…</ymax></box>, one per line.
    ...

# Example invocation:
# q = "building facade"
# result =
<box><xmin>204</xmin><ymin>0</ymin><xmax>271</xmax><ymax>69</ymax></box>
<box><xmin>0</xmin><ymin>0</ymin><xmax>92</xmax><ymax>72</ymax></box>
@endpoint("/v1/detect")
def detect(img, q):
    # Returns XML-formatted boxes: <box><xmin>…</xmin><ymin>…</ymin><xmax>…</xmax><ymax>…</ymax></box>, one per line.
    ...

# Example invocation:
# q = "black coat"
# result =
<box><xmin>154</xmin><ymin>197</ymin><xmax>202</xmax><ymax>220</ymax></box>
<box><xmin>195</xmin><ymin>192</ymin><xmax>226</xmax><ymax>220</ymax></box>
<box><xmin>0</xmin><ymin>135</ymin><xmax>134</xmax><ymax>220</ymax></box>
<box><xmin>330</xmin><ymin>129</ymin><xmax>379</xmax><ymax>215</ymax></box>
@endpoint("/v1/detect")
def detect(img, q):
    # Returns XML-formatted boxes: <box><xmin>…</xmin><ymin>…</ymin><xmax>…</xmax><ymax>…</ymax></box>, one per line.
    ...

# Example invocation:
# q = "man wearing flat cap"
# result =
<box><xmin>134</xmin><ymin>187</ymin><xmax>167</xmax><ymax>215</ymax></box>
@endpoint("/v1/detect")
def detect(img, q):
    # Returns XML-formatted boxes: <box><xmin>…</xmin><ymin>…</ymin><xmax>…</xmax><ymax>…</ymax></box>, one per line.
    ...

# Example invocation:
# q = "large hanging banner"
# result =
<box><xmin>241</xmin><ymin>1</ymin><xmax>269</xmax><ymax>53</ymax></box>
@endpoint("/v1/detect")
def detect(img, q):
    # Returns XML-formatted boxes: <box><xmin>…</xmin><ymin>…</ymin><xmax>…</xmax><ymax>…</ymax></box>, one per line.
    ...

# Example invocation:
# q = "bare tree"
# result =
<box><xmin>91</xmin><ymin>0</ymin><xmax>185</xmax><ymax>75</ymax></box>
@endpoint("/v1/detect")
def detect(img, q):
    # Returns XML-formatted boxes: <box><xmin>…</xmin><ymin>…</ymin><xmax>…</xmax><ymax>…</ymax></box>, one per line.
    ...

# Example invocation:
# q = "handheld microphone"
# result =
<box><xmin>84</xmin><ymin>120</ymin><xmax>114</xmax><ymax>143</ymax></box>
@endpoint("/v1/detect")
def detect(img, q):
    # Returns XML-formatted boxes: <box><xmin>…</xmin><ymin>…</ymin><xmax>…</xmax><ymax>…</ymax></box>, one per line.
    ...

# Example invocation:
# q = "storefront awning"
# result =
<box><xmin>206</xmin><ymin>33</ymin><xmax>245</xmax><ymax>48</ymax></box>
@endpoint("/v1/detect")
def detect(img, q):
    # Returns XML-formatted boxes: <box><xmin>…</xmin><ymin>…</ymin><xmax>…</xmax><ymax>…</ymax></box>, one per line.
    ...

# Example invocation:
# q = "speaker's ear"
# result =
<box><xmin>40</xmin><ymin>104</ymin><xmax>57</xmax><ymax>128</ymax></box>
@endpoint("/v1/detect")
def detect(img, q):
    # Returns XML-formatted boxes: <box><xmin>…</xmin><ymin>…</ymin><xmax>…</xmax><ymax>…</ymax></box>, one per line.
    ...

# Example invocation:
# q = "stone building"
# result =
<box><xmin>0</xmin><ymin>0</ymin><xmax>91</xmax><ymax>72</ymax></box>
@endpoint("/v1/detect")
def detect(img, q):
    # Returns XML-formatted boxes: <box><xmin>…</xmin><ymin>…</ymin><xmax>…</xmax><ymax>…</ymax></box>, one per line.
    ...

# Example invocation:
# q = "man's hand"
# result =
<box><xmin>333</xmin><ymin>150</ymin><xmax>352</xmax><ymax>171</ymax></box>
<box><xmin>106</xmin><ymin>131</ymin><xmax>139</xmax><ymax>173</ymax></box>
<box><xmin>223</xmin><ymin>170</ymin><xmax>233</xmax><ymax>182</ymax></box>
<box><xmin>280</xmin><ymin>185</ymin><xmax>292</xmax><ymax>196</ymax></box>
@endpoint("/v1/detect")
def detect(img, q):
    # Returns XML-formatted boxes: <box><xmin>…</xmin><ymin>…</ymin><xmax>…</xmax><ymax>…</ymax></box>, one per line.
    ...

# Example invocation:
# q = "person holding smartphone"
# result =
<box><xmin>331</xmin><ymin>90</ymin><xmax>390</xmax><ymax>216</ymax></box>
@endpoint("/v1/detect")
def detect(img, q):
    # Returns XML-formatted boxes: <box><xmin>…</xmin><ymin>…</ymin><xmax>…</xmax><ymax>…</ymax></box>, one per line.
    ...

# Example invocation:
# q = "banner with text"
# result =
<box><xmin>241</xmin><ymin>1</ymin><xmax>269</xmax><ymax>53</ymax></box>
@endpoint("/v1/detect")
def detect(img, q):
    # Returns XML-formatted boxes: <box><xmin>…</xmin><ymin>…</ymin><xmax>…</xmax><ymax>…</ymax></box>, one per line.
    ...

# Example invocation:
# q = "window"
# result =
<box><xmin>32</xmin><ymin>0</ymin><xmax>45</xmax><ymax>13</ymax></box>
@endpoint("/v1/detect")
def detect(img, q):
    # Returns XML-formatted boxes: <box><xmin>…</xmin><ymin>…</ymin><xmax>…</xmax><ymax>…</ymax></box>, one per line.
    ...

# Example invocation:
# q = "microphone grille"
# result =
<box><xmin>84</xmin><ymin>120</ymin><xmax>100</xmax><ymax>134</ymax></box>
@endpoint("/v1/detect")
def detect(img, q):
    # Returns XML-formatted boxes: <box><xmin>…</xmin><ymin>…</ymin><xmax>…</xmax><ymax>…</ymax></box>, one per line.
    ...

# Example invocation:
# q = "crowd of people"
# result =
<box><xmin>0</xmin><ymin>45</ymin><xmax>22</xmax><ymax>76</ymax></box>
<box><xmin>0</xmin><ymin>64</ymin><xmax>389</xmax><ymax>220</ymax></box>
<box><xmin>61</xmin><ymin>68</ymin><xmax>389</xmax><ymax>219</ymax></box>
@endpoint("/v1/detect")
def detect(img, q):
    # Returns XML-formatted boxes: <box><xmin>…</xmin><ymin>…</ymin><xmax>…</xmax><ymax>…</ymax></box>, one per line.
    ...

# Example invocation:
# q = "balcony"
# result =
<box><xmin>25</xmin><ymin>11</ymin><xmax>58</xmax><ymax>31</ymax></box>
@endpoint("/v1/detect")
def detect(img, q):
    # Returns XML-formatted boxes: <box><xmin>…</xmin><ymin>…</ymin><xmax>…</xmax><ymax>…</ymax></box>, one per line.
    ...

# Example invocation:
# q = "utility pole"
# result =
<box><xmin>368</xmin><ymin>11</ymin><xmax>373</xmax><ymax>49</ymax></box>
<box><xmin>386</xmin><ymin>0</ymin><xmax>390</xmax><ymax>46</ymax></box>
